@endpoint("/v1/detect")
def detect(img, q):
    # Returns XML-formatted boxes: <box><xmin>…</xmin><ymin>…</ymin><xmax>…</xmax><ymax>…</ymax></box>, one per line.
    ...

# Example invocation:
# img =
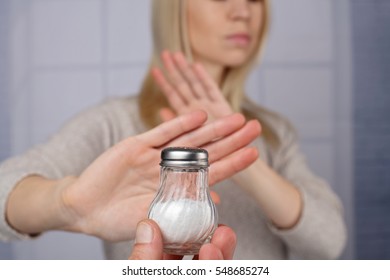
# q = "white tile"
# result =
<box><xmin>9</xmin><ymin>1</ymin><xmax>29</xmax><ymax>92</ymax></box>
<box><xmin>32</xmin><ymin>0</ymin><xmax>102</xmax><ymax>66</ymax></box>
<box><xmin>30</xmin><ymin>70</ymin><xmax>104</xmax><ymax>145</ymax></box>
<box><xmin>107</xmin><ymin>0</ymin><xmax>152</xmax><ymax>64</ymax></box>
<box><xmin>264</xmin><ymin>0</ymin><xmax>333</xmax><ymax>63</ymax></box>
<box><xmin>10</xmin><ymin>83</ymin><xmax>32</xmax><ymax>154</ymax></box>
<box><xmin>263</xmin><ymin>68</ymin><xmax>333</xmax><ymax>139</ymax></box>
<box><xmin>107</xmin><ymin>66</ymin><xmax>149</xmax><ymax>97</ymax></box>
<box><xmin>300</xmin><ymin>141</ymin><xmax>335</xmax><ymax>189</ymax></box>
<box><xmin>9</xmin><ymin>0</ymin><xmax>30</xmax><ymax>18</ymax></box>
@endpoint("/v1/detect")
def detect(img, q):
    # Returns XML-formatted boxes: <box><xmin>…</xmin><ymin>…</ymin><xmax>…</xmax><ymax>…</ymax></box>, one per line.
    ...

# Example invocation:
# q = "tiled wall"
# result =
<box><xmin>0</xmin><ymin>0</ymin><xmax>13</xmax><ymax>261</ymax></box>
<box><xmin>7</xmin><ymin>0</ymin><xmax>354</xmax><ymax>259</ymax></box>
<box><xmin>251</xmin><ymin>0</ymin><xmax>354</xmax><ymax>258</ymax></box>
<box><xmin>0</xmin><ymin>0</ymin><xmax>11</xmax><ymax>159</ymax></box>
<box><xmin>351</xmin><ymin>0</ymin><xmax>390</xmax><ymax>259</ymax></box>
<box><xmin>252</xmin><ymin>0</ymin><xmax>337</xmax><ymax>184</ymax></box>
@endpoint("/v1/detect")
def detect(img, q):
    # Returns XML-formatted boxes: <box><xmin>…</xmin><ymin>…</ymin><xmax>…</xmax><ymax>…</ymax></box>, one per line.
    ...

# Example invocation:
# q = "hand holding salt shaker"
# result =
<box><xmin>148</xmin><ymin>147</ymin><xmax>218</xmax><ymax>255</ymax></box>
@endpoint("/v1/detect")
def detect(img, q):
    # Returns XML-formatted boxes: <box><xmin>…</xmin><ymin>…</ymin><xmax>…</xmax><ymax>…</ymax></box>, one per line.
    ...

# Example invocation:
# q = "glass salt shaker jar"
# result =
<box><xmin>148</xmin><ymin>147</ymin><xmax>218</xmax><ymax>255</ymax></box>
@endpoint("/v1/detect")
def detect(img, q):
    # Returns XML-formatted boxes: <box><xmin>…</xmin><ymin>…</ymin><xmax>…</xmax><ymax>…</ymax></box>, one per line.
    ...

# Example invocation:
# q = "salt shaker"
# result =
<box><xmin>148</xmin><ymin>147</ymin><xmax>218</xmax><ymax>255</ymax></box>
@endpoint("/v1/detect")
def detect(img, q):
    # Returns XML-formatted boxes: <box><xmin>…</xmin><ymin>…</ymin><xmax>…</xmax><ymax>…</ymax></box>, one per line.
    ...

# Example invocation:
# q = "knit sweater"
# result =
<box><xmin>0</xmin><ymin>96</ymin><xmax>347</xmax><ymax>259</ymax></box>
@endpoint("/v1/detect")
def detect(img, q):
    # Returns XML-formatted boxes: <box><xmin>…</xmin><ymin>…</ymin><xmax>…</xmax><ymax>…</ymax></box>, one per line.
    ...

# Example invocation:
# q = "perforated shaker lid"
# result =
<box><xmin>160</xmin><ymin>147</ymin><xmax>209</xmax><ymax>167</ymax></box>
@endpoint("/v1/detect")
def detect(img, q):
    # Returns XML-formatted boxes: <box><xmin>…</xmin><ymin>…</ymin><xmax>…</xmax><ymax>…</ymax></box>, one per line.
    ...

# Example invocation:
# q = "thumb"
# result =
<box><xmin>129</xmin><ymin>219</ymin><xmax>164</xmax><ymax>260</ymax></box>
<box><xmin>159</xmin><ymin>108</ymin><xmax>177</xmax><ymax>123</ymax></box>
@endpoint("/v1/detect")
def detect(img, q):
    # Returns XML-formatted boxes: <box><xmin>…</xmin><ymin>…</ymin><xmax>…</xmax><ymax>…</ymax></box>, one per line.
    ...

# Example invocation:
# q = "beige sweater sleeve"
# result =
<box><xmin>0</xmin><ymin>98</ymin><xmax>134</xmax><ymax>241</ymax></box>
<box><xmin>267</xmin><ymin>122</ymin><xmax>347</xmax><ymax>259</ymax></box>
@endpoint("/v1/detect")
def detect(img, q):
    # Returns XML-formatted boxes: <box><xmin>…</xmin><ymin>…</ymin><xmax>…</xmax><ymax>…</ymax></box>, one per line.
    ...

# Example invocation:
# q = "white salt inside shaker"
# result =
<box><xmin>148</xmin><ymin>147</ymin><xmax>218</xmax><ymax>255</ymax></box>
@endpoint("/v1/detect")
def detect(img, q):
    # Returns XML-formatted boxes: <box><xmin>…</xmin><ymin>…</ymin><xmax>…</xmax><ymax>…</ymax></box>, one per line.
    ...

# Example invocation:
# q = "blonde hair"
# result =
<box><xmin>138</xmin><ymin>0</ymin><xmax>279</xmax><ymax>146</ymax></box>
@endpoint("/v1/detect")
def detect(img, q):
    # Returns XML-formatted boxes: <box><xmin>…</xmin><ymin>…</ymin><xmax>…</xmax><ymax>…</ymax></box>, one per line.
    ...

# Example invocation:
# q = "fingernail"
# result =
<box><xmin>135</xmin><ymin>222</ymin><xmax>154</xmax><ymax>244</ymax></box>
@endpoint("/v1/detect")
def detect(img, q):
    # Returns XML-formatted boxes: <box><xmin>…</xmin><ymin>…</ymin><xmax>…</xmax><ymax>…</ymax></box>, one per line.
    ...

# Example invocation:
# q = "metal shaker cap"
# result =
<box><xmin>160</xmin><ymin>147</ymin><xmax>209</xmax><ymax>168</ymax></box>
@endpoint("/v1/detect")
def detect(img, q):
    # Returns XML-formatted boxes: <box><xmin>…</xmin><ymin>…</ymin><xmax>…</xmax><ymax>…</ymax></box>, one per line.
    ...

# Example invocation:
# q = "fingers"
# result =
<box><xmin>128</xmin><ymin>221</ymin><xmax>236</xmax><ymax>260</ymax></box>
<box><xmin>198</xmin><ymin>225</ymin><xmax>237</xmax><ymax>260</ymax></box>
<box><xmin>159</xmin><ymin>108</ymin><xmax>177</xmax><ymax>123</ymax></box>
<box><xmin>204</xmin><ymin>119</ymin><xmax>261</xmax><ymax>163</ymax></box>
<box><xmin>172</xmin><ymin>52</ymin><xmax>208</xmax><ymax>100</ymax></box>
<box><xmin>210</xmin><ymin>225</ymin><xmax>237</xmax><ymax>260</ymax></box>
<box><xmin>152</xmin><ymin>67</ymin><xmax>185</xmax><ymax>110</ymax></box>
<box><xmin>143</xmin><ymin>113</ymin><xmax>259</xmax><ymax>186</ymax></box>
<box><xmin>198</xmin><ymin>243</ymin><xmax>224</xmax><ymax>260</ymax></box>
<box><xmin>209</xmin><ymin>147</ymin><xmax>259</xmax><ymax>186</ymax></box>
<box><xmin>210</xmin><ymin>190</ymin><xmax>221</xmax><ymax>205</ymax></box>
<box><xmin>155</xmin><ymin>51</ymin><xmax>215</xmax><ymax>105</ymax></box>
<box><xmin>193</xmin><ymin>63</ymin><xmax>222</xmax><ymax>102</ymax></box>
<box><xmin>169</xmin><ymin>113</ymin><xmax>246</xmax><ymax>147</ymax></box>
<box><xmin>153</xmin><ymin>51</ymin><xmax>234</xmax><ymax>122</ymax></box>
<box><xmin>138</xmin><ymin>111</ymin><xmax>207</xmax><ymax>147</ymax></box>
<box><xmin>129</xmin><ymin>220</ymin><xmax>164</xmax><ymax>260</ymax></box>
<box><xmin>161</xmin><ymin>51</ymin><xmax>195</xmax><ymax>104</ymax></box>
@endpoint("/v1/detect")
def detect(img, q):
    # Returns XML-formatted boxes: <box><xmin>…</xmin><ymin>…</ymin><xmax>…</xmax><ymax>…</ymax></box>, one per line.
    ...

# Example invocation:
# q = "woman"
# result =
<box><xmin>0</xmin><ymin>0</ymin><xmax>346</xmax><ymax>259</ymax></box>
<box><xmin>137</xmin><ymin>0</ymin><xmax>346</xmax><ymax>259</ymax></box>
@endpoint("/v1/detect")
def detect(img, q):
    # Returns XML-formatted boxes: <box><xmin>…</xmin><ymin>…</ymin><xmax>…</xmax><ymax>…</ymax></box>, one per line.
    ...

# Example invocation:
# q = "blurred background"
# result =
<box><xmin>0</xmin><ymin>0</ymin><xmax>389</xmax><ymax>259</ymax></box>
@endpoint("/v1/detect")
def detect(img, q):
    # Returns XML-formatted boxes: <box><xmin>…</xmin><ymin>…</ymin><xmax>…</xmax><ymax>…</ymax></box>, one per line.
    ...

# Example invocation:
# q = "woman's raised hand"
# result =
<box><xmin>57</xmin><ymin>111</ymin><xmax>260</xmax><ymax>242</ymax></box>
<box><xmin>152</xmin><ymin>51</ymin><xmax>234</xmax><ymax>122</ymax></box>
<box><xmin>7</xmin><ymin>111</ymin><xmax>259</xmax><ymax>242</ymax></box>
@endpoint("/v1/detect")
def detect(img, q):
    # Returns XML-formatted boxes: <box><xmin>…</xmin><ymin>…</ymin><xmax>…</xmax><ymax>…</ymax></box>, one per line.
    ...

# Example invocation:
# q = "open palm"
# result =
<box><xmin>61</xmin><ymin>111</ymin><xmax>260</xmax><ymax>242</ymax></box>
<box><xmin>153</xmin><ymin>51</ymin><xmax>234</xmax><ymax>122</ymax></box>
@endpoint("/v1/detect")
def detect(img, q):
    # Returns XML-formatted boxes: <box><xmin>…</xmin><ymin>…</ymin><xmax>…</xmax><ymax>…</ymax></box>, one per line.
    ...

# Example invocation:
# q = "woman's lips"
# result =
<box><xmin>226</xmin><ymin>34</ymin><xmax>251</xmax><ymax>47</ymax></box>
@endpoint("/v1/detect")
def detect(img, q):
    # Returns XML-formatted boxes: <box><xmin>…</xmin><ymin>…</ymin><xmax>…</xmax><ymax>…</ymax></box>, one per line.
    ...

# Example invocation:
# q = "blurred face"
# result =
<box><xmin>186</xmin><ymin>0</ymin><xmax>263</xmax><ymax>68</ymax></box>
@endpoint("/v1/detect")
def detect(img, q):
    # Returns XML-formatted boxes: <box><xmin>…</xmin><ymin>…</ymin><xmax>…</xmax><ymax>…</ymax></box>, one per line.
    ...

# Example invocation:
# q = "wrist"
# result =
<box><xmin>232</xmin><ymin>159</ymin><xmax>264</xmax><ymax>193</ymax></box>
<box><xmin>56</xmin><ymin>176</ymin><xmax>85</xmax><ymax>233</ymax></box>
<box><xmin>233</xmin><ymin>159</ymin><xmax>303</xmax><ymax>229</ymax></box>
<box><xmin>6</xmin><ymin>175</ymin><xmax>78</xmax><ymax>235</ymax></box>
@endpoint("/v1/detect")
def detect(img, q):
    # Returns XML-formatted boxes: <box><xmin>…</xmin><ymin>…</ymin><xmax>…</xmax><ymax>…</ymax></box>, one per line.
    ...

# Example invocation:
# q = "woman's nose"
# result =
<box><xmin>229</xmin><ymin>0</ymin><xmax>251</xmax><ymax>20</ymax></box>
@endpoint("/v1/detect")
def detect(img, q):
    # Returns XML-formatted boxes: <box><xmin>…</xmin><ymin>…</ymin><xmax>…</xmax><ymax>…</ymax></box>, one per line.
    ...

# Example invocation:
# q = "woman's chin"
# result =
<box><xmin>220</xmin><ymin>52</ymin><xmax>253</xmax><ymax>68</ymax></box>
